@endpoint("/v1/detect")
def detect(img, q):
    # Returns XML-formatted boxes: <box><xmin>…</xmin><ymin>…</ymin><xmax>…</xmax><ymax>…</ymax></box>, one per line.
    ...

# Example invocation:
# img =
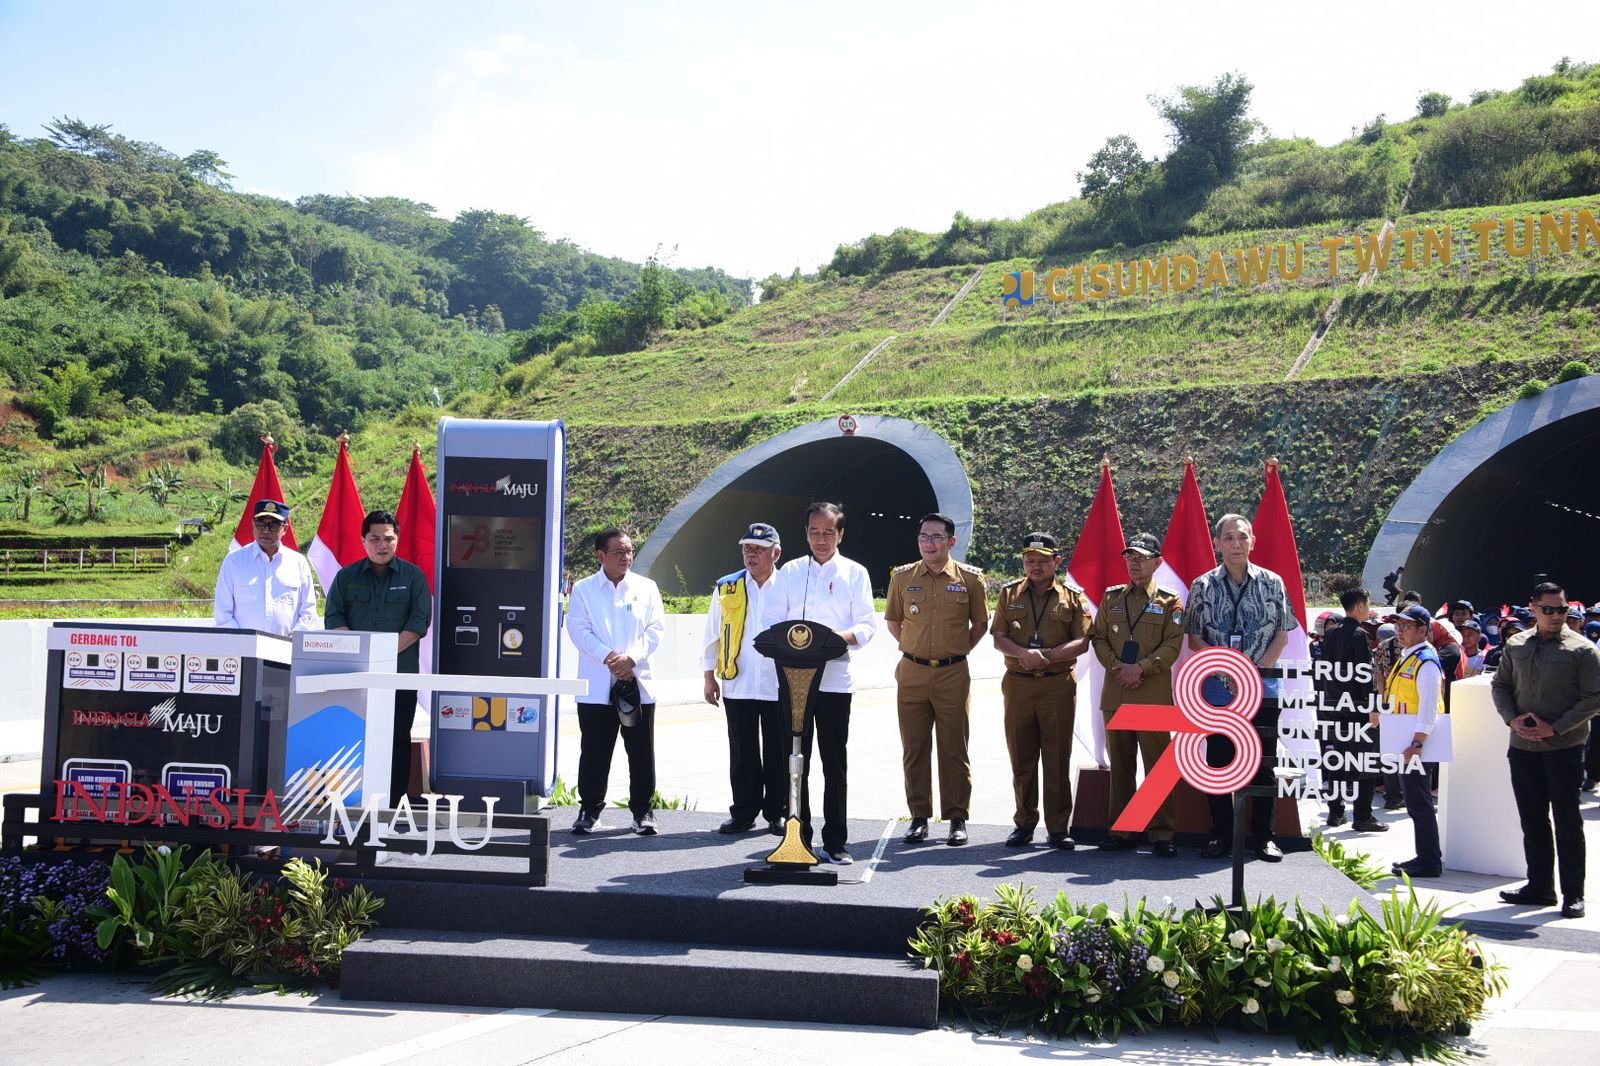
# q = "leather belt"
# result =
<box><xmin>1007</xmin><ymin>669</ymin><xmax>1072</xmax><ymax>679</ymax></box>
<box><xmin>903</xmin><ymin>652</ymin><xmax>967</xmax><ymax>668</ymax></box>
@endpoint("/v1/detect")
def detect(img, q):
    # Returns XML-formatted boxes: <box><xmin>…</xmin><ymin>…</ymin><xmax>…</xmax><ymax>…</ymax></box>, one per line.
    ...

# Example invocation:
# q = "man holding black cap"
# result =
<box><xmin>886</xmin><ymin>513</ymin><xmax>989</xmax><ymax>845</ymax></box>
<box><xmin>702</xmin><ymin>522</ymin><xmax>786</xmax><ymax>836</ymax></box>
<box><xmin>991</xmin><ymin>532</ymin><xmax>1090</xmax><ymax>849</ymax></box>
<box><xmin>566</xmin><ymin>527</ymin><xmax>665</xmax><ymax>836</ymax></box>
<box><xmin>213</xmin><ymin>499</ymin><xmax>319</xmax><ymax>635</ymax></box>
<box><xmin>1090</xmin><ymin>532</ymin><xmax>1185</xmax><ymax>856</ymax></box>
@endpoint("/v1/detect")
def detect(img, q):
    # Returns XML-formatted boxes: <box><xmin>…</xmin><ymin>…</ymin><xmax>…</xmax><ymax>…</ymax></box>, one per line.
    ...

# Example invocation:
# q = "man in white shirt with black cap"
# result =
<box><xmin>702</xmin><ymin>522</ymin><xmax>786</xmax><ymax>836</ymax></box>
<box><xmin>213</xmin><ymin>498</ymin><xmax>318</xmax><ymax>635</ymax></box>
<box><xmin>565</xmin><ymin>526</ymin><xmax>665</xmax><ymax>836</ymax></box>
<box><xmin>761</xmin><ymin>502</ymin><xmax>878</xmax><ymax>864</ymax></box>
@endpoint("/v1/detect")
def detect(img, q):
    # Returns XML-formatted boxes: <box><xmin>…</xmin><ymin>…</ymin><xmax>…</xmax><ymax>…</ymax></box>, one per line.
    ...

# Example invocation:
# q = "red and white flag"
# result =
<box><xmin>397</xmin><ymin>443</ymin><xmax>439</xmax><ymax>725</ymax></box>
<box><xmin>1065</xmin><ymin>459</ymin><xmax>1127</xmax><ymax>767</ymax></box>
<box><xmin>307</xmin><ymin>434</ymin><xmax>366</xmax><ymax>593</ymax></box>
<box><xmin>396</xmin><ymin>443</ymin><xmax>437</xmax><ymax>595</ymax></box>
<box><xmin>1158</xmin><ymin>458</ymin><xmax>1214</xmax><ymax>671</ymax></box>
<box><xmin>230</xmin><ymin>435</ymin><xmax>299</xmax><ymax>552</ymax></box>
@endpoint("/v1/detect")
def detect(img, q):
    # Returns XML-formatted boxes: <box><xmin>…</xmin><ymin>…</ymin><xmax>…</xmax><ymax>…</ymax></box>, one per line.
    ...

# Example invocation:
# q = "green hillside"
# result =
<box><xmin>2</xmin><ymin>61</ymin><xmax>1599</xmax><ymax>612</ymax></box>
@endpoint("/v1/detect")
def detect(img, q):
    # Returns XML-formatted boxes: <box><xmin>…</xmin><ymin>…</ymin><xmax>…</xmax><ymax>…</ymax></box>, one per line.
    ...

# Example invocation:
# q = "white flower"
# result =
<box><xmin>156</xmin><ymin>845</ymin><xmax>171</xmax><ymax>856</ymax></box>
<box><xmin>1254</xmin><ymin>976</ymin><xmax>1271</xmax><ymax>987</ymax></box>
<box><xmin>1229</xmin><ymin>929</ymin><xmax>1252</xmax><ymax>950</ymax></box>
<box><xmin>1017</xmin><ymin>954</ymin><xmax>1033</xmax><ymax>972</ymax></box>
<box><xmin>1162</xmin><ymin>895</ymin><xmax>1173</xmax><ymax>907</ymax></box>
<box><xmin>1146</xmin><ymin>955</ymin><xmax>1166</xmax><ymax>973</ymax></box>
<box><xmin>1335</xmin><ymin>914</ymin><xmax>1350</xmax><ymax>927</ymax></box>
<box><xmin>1243</xmin><ymin>997</ymin><xmax>1261</xmax><ymax>1015</ymax></box>
<box><xmin>1266</xmin><ymin>937</ymin><xmax>1286</xmax><ymax>953</ymax></box>
<box><xmin>1327</xmin><ymin>956</ymin><xmax>1342</xmax><ymax>973</ymax></box>
<box><xmin>1336</xmin><ymin>989</ymin><xmax>1356</xmax><ymax>1006</ymax></box>
<box><xmin>1163</xmin><ymin>970</ymin><xmax>1181</xmax><ymax>989</ymax></box>
<box><xmin>1391</xmin><ymin>991</ymin><xmax>1409</xmax><ymax>1012</ymax></box>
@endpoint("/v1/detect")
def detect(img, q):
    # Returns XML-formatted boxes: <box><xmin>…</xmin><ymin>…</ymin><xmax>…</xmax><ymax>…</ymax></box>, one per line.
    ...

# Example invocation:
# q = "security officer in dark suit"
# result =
<box><xmin>1089</xmin><ymin>532</ymin><xmax>1186</xmax><ymax>857</ymax></box>
<box><xmin>885</xmin><ymin>512</ymin><xmax>989</xmax><ymax>845</ymax></box>
<box><xmin>990</xmin><ymin>532</ymin><xmax>1091</xmax><ymax>849</ymax></box>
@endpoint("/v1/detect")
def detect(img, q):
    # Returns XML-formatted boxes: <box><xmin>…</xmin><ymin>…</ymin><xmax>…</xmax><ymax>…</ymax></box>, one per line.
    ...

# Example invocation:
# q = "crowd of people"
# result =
<box><xmin>211</xmin><ymin>499</ymin><xmax>1597</xmax><ymax>921</ymax></box>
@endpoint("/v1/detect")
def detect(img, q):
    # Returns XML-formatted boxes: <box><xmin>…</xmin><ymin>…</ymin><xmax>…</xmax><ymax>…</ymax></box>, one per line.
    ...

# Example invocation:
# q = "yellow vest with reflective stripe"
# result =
<box><xmin>1386</xmin><ymin>645</ymin><xmax>1441</xmax><ymax>715</ymax></box>
<box><xmin>715</xmin><ymin>571</ymin><xmax>749</xmax><ymax>680</ymax></box>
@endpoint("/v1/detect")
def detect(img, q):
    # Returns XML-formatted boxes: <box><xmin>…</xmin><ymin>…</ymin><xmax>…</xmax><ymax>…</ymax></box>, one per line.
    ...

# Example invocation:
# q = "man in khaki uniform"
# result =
<box><xmin>885</xmin><ymin>512</ymin><xmax>989</xmax><ymax>846</ymax></box>
<box><xmin>1089</xmin><ymin>531</ymin><xmax>1186</xmax><ymax>857</ymax></box>
<box><xmin>991</xmin><ymin>532</ymin><xmax>1091</xmax><ymax>850</ymax></box>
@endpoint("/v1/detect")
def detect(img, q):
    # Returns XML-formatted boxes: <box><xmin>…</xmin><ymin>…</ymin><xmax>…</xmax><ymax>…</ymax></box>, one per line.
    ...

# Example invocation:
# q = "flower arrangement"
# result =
<box><xmin>1</xmin><ymin>857</ymin><xmax>112</xmax><ymax>988</ymax></box>
<box><xmin>908</xmin><ymin>881</ymin><xmax>1505</xmax><ymax>1060</ymax></box>
<box><xmin>3</xmin><ymin>845</ymin><xmax>382</xmax><ymax>998</ymax></box>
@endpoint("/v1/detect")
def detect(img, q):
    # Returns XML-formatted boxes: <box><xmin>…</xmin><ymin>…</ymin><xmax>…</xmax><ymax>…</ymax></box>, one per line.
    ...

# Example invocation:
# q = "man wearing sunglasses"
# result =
<box><xmin>213</xmin><ymin>498</ymin><xmax>319</xmax><ymax>636</ymax></box>
<box><xmin>1491</xmin><ymin>581</ymin><xmax>1600</xmax><ymax>919</ymax></box>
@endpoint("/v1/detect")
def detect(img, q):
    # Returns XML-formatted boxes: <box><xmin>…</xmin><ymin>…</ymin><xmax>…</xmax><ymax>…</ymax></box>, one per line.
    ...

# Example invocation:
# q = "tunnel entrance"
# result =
<box><xmin>1363</xmin><ymin>376</ymin><xmax>1600</xmax><ymax>608</ymax></box>
<box><xmin>638</xmin><ymin>416</ymin><xmax>974</xmax><ymax>596</ymax></box>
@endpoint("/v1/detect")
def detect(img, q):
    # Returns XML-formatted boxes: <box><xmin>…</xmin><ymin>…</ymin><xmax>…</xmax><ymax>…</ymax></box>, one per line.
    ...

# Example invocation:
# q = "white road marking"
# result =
<box><xmin>319</xmin><ymin>1006</ymin><xmax>553</xmax><ymax>1066</ymax></box>
<box><xmin>853</xmin><ymin>818</ymin><xmax>898</xmax><ymax>884</ymax></box>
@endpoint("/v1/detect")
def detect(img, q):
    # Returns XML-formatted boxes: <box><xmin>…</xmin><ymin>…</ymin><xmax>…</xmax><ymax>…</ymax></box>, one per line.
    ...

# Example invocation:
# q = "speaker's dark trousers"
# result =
<box><xmin>725</xmin><ymin>697</ymin><xmax>787</xmax><ymax>824</ymax></box>
<box><xmin>1508</xmin><ymin>744</ymin><xmax>1587</xmax><ymax>899</ymax></box>
<box><xmin>798</xmin><ymin>691</ymin><xmax>851</xmax><ymax>852</ymax></box>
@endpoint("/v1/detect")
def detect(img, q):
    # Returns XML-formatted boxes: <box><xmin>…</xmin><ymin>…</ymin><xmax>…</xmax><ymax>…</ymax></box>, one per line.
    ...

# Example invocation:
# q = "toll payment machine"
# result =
<box><xmin>432</xmin><ymin>417</ymin><xmax>566</xmax><ymax>811</ymax></box>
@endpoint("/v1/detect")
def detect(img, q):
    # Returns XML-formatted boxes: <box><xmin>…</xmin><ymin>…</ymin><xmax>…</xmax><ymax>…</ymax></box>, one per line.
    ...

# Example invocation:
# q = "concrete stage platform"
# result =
<box><xmin>340</xmin><ymin>810</ymin><xmax>1370</xmax><ymax>1027</ymax></box>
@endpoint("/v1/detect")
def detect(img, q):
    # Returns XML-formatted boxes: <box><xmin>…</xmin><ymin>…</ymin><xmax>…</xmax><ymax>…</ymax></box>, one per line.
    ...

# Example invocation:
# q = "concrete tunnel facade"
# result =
<box><xmin>1363</xmin><ymin>375</ymin><xmax>1600</xmax><ymax>609</ymax></box>
<box><xmin>636</xmin><ymin>416</ymin><xmax>974</xmax><ymax>596</ymax></box>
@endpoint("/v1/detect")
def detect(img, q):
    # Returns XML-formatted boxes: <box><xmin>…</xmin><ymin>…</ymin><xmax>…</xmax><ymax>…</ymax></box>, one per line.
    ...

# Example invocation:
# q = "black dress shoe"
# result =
<box><xmin>1351</xmin><ymin>819</ymin><xmax>1390</xmax><ymax>832</ymax></box>
<box><xmin>903</xmin><ymin>817</ymin><xmax>929</xmax><ymax>843</ymax></box>
<box><xmin>718</xmin><ymin>817</ymin><xmax>755</xmax><ymax>834</ymax></box>
<box><xmin>1326</xmin><ymin>811</ymin><xmax>1347</xmax><ymax>827</ymax></box>
<box><xmin>1561</xmin><ymin>897</ymin><xmax>1586</xmax><ymax>919</ymax></box>
<box><xmin>947</xmin><ymin>818</ymin><xmax>969</xmax><ymax>846</ymax></box>
<box><xmin>767</xmin><ymin>820</ymin><xmax>784</xmax><ymax>836</ymax></box>
<box><xmin>1199</xmin><ymin>838</ymin><xmax>1230</xmax><ymax>859</ymax></box>
<box><xmin>1099</xmin><ymin>836</ymin><xmax>1136</xmax><ymax>851</ymax></box>
<box><xmin>1003</xmin><ymin>827</ymin><xmax>1033</xmax><ymax>847</ymax></box>
<box><xmin>1499</xmin><ymin>886</ymin><xmax>1558</xmax><ymax>906</ymax></box>
<box><xmin>1046</xmin><ymin>832</ymin><xmax>1075</xmax><ymax>851</ymax></box>
<box><xmin>1255</xmin><ymin>840</ymin><xmax>1284</xmax><ymax>863</ymax></box>
<box><xmin>1392</xmin><ymin>860</ymin><xmax>1442</xmax><ymax>878</ymax></box>
<box><xmin>1152</xmin><ymin>840</ymin><xmax>1178</xmax><ymax>858</ymax></box>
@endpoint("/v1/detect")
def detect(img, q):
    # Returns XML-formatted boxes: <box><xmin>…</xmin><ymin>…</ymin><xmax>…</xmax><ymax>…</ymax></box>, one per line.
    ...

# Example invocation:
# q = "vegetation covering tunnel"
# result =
<box><xmin>1364</xmin><ymin>376</ymin><xmax>1600</xmax><ymax>608</ymax></box>
<box><xmin>637</xmin><ymin>417</ymin><xmax>974</xmax><ymax>596</ymax></box>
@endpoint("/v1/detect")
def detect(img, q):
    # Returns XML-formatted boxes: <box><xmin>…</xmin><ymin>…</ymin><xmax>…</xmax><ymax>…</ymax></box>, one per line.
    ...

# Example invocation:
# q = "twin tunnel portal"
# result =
<box><xmin>635</xmin><ymin>385</ymin><xmax>1600</xmax><ymax>606</ymax></box>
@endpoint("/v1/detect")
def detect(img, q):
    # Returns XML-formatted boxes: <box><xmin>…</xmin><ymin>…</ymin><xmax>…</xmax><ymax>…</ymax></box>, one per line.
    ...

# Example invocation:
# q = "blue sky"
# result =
<box><xmin>0</xmin><ymin>1</ymin><xmax>1590</xmax><ymax>279</ymax></box>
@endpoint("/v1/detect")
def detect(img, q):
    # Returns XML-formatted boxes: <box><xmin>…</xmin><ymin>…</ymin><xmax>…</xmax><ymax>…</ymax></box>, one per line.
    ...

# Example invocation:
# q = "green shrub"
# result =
<box><xmin>88</xmin><ymin>844</ymin><xmax>382</xmax><ymax>998</ymax></box>
<box><xmin>1555</xmin><ymin>360</ymin><xmax>1590</xmax><ymax>383</ymax></box>
<box><xmin>1517</xmin><ymin>379</ymin><xmax>1548</xmax><ymax>400</ymax></box>
<box><xmin>909</xmin><ymin>881</ymin><xmax>1505</xmax><ymax>1059</ymax></box>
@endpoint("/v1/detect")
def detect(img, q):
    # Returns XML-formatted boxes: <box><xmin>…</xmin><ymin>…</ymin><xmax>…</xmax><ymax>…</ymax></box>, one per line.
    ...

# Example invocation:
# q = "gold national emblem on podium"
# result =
<box><xmin>787</xmin><ymin>625</ymin><xmax>812</xmax><ymax>651</ymax></box>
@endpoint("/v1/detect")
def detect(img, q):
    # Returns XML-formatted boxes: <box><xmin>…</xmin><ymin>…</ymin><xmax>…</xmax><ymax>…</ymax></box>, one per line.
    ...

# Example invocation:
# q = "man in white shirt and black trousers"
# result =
<box><xmin>565</xmin><ymin>526</ymin><xmax>665</xmax><ymax>835</ymax></box>
<box><xmin>213</xmin><ymin>498</ymin><xmax>319</xmax><ymax>635</ymax></box>
<box><xmin>761</xmin><ymin>502</ymin><xmax>878</xmax><ymax>864</ymax></box>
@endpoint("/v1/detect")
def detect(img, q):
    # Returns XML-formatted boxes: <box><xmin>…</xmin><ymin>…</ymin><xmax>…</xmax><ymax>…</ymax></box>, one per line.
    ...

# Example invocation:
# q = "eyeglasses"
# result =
<box><xmin>1534</xmin><ymin>603</ymin><xmax>1569</xmax><ymax>616</ymax></box>
<box><xmin>916</xmin><ymin>533</ymin><xmax>949</xmax><ymax>543</ymax></box>
<box><xmin>603</xmin><ymin>548</ymin><xmax>635</xmax><ymax>559</ymax></box>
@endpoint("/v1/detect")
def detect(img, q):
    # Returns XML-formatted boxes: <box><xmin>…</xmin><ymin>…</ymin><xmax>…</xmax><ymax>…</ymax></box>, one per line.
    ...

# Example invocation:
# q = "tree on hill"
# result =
<box><xmin>1152</xmin><ymin>72</ymin><xmax>1257</xmax><ymax>198</ymax></box>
